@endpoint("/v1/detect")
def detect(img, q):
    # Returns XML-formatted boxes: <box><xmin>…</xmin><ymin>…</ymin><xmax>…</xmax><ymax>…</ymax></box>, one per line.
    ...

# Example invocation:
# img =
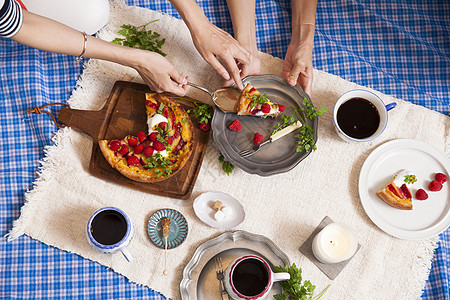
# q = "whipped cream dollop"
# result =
<box><xmin>394</xmin><ymin>169</ymin><xmax>417</xmax><ymax>187</ymax></box>
<box><xmin>147</xmin><ymin>114</ymin><xmax>168</xmax><ymax>134</ymax></box>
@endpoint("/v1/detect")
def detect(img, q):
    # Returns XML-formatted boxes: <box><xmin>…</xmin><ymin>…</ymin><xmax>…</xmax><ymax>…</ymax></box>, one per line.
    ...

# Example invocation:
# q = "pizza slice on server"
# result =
<box><xmin>237</xmin><ymin>83</ymin><xmax>285</xmax><ymax>118</ymax></box>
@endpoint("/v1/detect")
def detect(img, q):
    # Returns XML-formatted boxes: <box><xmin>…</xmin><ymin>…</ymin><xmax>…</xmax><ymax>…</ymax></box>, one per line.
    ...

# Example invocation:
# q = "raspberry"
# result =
<box><xmin>278</xmin><ymin>104</ymin><xmax>285</xmax><ymax>112</ymax></box>
<box><xmin>127</xmin><ymin>136</ymin><xmax>138</xmax><ymax>147</ymax></box>
<box><xmin>153</xmin><ymin>140</ymin><xmax>166</xmax><ymax>151</ymax></box>
<box><xmin>229</xmin><ymin>119</ymin><xmax>241</xmax><ymax>131</ymax></box>
<box><xmin>166</xmin><ymin>136</ymin><xmax>174</xmax><ymax>145</ymax></box>
<box><xmin>118</xmin><ymin>144</ymin><xmax>129</xmax><ymax>155</ymax></box>
<box><xmin>109</xmin><ymin>140</ymin><xmax>120</xmax><ymax>151</ymax></box>
<box><xmin>429</xmin><ymin>180</ymin><xmax>443</xmax><ymax>192</ymax></box>
<box><xmin>199</xmin><ymin>123</ymin><xmax>210</xmax><ymax>131</ymax></box>
<box><xmin>127</xmin><ymin>155</ymin><xmax>140</xmax><ymax>166</ymax></box>
<box><xmin>149</xmin><ymin>132</ymin><xmax>159</xmax><ymax>141</ymax></box>
<box><xmin>158</xmin><ymin>122</ymin><xmax>168</xmax><ymax>131</ymax></box>
<box><xmin>144</xmin><ymin>146</ymin><xmax>154</xmax><ymax>157</ymax></box>
<box><xmin>254</xmin><ymin>132</ymin><xmax>263</xmax><ymax>145</ymax></box>
<box><xmin>435</xmin><ymin>173</ymin><xmax>447</xmax><ymax>184</ymax></box>
<box><xmin>415</xmin><ymin>189</ymin><xmax>428</xmax><ymax>200</ymax></box>
<box><xmin>134</xmin><ymin>144</ymin><xmax>144</xmax><ymax>154</ymax></box>
<box><xmin>261</xmin><ymin>103</ymin><xmax>271</xmax><ymax>114</ymax></box>
<box><xmin>138</xmin><ymin>131</ymin><xmax>147</xmax><ymax>143</ymax></box>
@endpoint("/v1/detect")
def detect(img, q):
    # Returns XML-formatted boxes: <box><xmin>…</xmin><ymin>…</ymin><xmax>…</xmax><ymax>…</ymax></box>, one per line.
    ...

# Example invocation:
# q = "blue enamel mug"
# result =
<box><xmin>87</xmin><ymin>207</ymin><xmax>134</xmax><ymax>262</ymax></box>
<box><xmin>333</xmin><ymin>89</ymin><xmax>396</xmax><ymax>142</ymax></box>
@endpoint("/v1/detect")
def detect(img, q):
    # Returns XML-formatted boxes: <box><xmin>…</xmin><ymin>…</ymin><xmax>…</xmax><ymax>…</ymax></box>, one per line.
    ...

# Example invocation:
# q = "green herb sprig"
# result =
<box><xmin>169</xmin><ymin>97</ymin><xmax>213</xmax><ymax>125</ymax></box>
<box><xmin>219</xmin><ymin>154</ymin><xmax>234</xmax><ymax>175</ymax></box>
<box><xmin>273</xmin><ymin>263</ymin><xmax>316</xmax><ymax>300</ymax></box>
<box><xmin>112</xmin><ymin>20</ymin><xmax>166</xmax><ymax>56</ymax></box>
<box><xmin>250</xmin><ymin>93</ymin><xmax>268</xmax><ymax>109</ymax></box>
<box><xmin>404</xmin><ymin>175</ymin><xmax>417</xmax><ymax>184</ymax></box>
<box><xmin>272</xmin><ymin>98</ymin><xmax>327</xmax><ymax>153</ymax></box>
<box><xmin>143</xmin><ymin>154</ymin><xmax>173</xmax><ymax>177</ymax></box>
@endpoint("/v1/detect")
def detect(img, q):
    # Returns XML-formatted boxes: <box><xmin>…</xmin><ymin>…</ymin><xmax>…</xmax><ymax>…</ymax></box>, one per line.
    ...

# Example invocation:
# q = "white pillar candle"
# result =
<box><xmin>312</xmin><ymin>222</ymin><xmax>358</xmax><ymax>264</ymax></box>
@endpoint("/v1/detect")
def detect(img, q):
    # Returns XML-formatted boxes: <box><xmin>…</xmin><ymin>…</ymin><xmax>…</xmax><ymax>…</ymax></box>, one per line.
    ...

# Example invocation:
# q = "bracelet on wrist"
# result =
<box><xmin>76</xmin><ymin>31</ymin><xmax>88</xmax><ymax>61</ymax></box>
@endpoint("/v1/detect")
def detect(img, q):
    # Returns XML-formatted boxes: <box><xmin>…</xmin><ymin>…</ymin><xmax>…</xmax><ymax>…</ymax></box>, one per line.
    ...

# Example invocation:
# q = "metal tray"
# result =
<box><xmin>212</xmin><ymin>74</ymin><xmax>318</xmax><ymax>176</ymax></box>
<box><xmin>179</xmin><ymin>230</ymin><xmax>290</xmax><ymax>300</ymax></box>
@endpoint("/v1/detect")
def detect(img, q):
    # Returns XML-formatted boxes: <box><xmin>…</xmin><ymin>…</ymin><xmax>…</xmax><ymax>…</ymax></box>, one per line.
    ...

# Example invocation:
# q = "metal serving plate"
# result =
<box><xmin>212</xmin><ymin>74</ymin><xmax>318</xmax><ymax>176</ymax></box>
<box><xmin>179</xmin><ymin>230</ymin><xmax>290</xmax><ymax>300</ymax></box>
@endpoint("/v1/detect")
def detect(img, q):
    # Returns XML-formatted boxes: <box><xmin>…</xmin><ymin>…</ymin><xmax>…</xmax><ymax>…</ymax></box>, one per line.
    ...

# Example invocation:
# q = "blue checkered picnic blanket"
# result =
<box><xmin>1</xmin><ymin>0</ymin><xmax>448</xmax><ymax>299</ymax></box>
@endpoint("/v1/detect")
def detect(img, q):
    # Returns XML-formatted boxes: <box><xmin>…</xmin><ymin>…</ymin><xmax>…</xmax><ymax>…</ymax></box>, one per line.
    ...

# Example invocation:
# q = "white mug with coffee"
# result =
<box><xmin>86</xmin><ymin>207</ymin><xmax>134</xmax><ymax>262</ymax></box>
<box><xmin>224</xmin><ymin>255</ymin><xmax>290</xmax><ymax>300</ymax></box>
<box><xmin>333</xmin><ymin>89</ymin><xmax>396</xmax><ymax>142</ymax></box>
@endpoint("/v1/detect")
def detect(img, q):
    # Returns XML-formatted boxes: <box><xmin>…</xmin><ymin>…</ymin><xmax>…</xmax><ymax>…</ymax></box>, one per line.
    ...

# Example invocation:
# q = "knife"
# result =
<box><xmin>239</xmin><ymin>121</ymin><xmax>302</xmax><ymax>158</ymax></box>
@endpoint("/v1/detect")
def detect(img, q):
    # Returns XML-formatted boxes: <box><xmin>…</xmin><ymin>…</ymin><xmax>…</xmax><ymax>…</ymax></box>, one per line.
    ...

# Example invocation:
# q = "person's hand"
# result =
<box><xmin>282</xmin><ymin>41</ymin><xmax>314</xmax><ymax>96</ymax></box>
<box><xmin>190</xmin><ymin>21</ymin><xmax>251</xmax><ymax>90</ymax></box>
<box><xmin>131</xmin><ymin>50</ymin><xmax>189</xmax><ymax>96</ymax></box>
<box><xmin>223</xmin><ymin>50</ymin><xmax>260</xmax><ymax>87</ymax></box>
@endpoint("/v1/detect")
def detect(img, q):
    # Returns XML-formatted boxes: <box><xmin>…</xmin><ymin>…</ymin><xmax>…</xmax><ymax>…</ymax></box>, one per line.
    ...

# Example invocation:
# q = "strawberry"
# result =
<box><xmin>153</xmin><ymin>140</ymin><xmax>165</xmax><ymax>152</ymax></box>
<box><xmin>278</xmin><ymin>104</ymin><xmax>285</xmax><ymax>112</ymax></box>
<box><xmin>118</xmin><ymin>144</ymin><xmax>129</xmax><ymax>155</ymax></box>
<box><xmin>435</xmin><ymin>173</ymin><xmax>447</xmax><ymax>184</ymax></box>
<box><xmin>415</xmin><ymin>189</ymin><xmax>428</xmax><ymax>200</ymax></box>
<box><xmin>254</xmin><ymin>132</ymin><xmax>263</xmax><ymax>145</ymax></box>
<box><xmin>158</xmin><ymin>122</ymin><xmax>168</xmax><ymax>131</ymax></box>
<box><xmin>134</xmin><ymin>144</ymin><xmax>144</xmax><ymax>154</ymax></box>
<box><xmin>429</xmin><ymin>180</ymin><xmax>443</xmax><ymax>192</ymax></box>
<box><xmin>199</xmin><ymin>123</ymin><xmax>210</xmax><ymax>131</ymax></box>
<box><xmin>400</xmin><ymin>184</ymin><xmax>412</xmax><ymax>199</ymax></box>
<box><xmin>144</xmin><ymin>146</ymin><xmax>154</xmax><ymax>157</ymax></box>
<box><xmin>166</xmin><ymin>136</ymin><xmax>174</xmax><ymax>145</ymax></box>
<box><xmin>127</xmin><ymin>136</ymin><xmax>139</xmax><ymax>147</ymax></box>
<box><xmin>109</xmin><ymin>140</ymin><xmax>121</xmax><ymax>151</ymax></box>
<box><xmin>261</xmin><ymin>103</ymin><xmax>271</xmax><ymax>114</ymax></box>
<box><xmin>229</xmin><ymin>119</ymin><xmax>241</xmax><ymax>131</ymax></box>
<box><xmin>127</xmin><ymin>155</ymin><xmax>140</xmax><ymax>166</ymax></box>
<box><xmin>137</xmin><ymin>131</ymin><xmax>147</xmax><ymax>143</ymax></box>
<box><xmin>149</xmin><ymin>132</ymin><xmax>159</xmax><ymax>141</ymax></box>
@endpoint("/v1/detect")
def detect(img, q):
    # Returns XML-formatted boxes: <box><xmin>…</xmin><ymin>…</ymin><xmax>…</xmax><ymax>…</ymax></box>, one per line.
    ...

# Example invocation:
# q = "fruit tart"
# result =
<box><xmin>237</xmin><ymin>83</ymin><xmax>285</xmax><ymax>118</ymax></box>
<box><xmin>98</xmin><ymin>93</ymin><xmax>194</xmax><ymax>183</ymax></box>
<box><xmin>376</xmin><ymin>170</ymin><xmax>417</xmax><ymax>210</ymax></box>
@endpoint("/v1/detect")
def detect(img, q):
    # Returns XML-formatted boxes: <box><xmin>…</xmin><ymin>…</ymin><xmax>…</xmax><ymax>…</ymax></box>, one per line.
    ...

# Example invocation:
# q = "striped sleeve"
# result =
<box><xmin>0</xmin><ymin>0</ymin><xmax>23</xmax><ymax>38</ymax></box>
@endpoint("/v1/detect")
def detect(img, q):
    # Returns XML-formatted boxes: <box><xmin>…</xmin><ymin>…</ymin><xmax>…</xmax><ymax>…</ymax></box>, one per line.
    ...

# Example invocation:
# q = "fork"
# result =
<box><xmin>238</xmin><ymin>121</ymin><xmax>302</xmax><ymax>158</ymax></box>
<box><xmin>214</xmin><ymin>257</ymin><xmax>230</xmax><ymax>300</ymax></box>
<box><xmin>239</xmin><ymin>138</ymin><xmax>272</xmax><ymax>158</ymax></box>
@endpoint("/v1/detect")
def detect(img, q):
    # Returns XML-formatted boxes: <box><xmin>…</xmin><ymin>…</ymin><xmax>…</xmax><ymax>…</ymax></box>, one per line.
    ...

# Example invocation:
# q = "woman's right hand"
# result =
<box><xmin>130</xmin><ymin>50</ymin><xmax>189</xmax><ymax>96</ymax></box>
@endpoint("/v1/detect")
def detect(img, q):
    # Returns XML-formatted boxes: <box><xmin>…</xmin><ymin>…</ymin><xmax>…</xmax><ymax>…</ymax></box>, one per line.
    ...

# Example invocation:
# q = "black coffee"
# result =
<box><xmin>232</xmin><ymin>258</ymin><xmax>269</xmax><ymax>296</ymax></box>
<box><xmin>336</xmin><ymin>97</ymin><xmax>380</xmax><ymax>139</ymax></box>
<box><xmin>90</xmin><ymin>209</ymin><xmax>127</xmax><ymax>245</ymax></box>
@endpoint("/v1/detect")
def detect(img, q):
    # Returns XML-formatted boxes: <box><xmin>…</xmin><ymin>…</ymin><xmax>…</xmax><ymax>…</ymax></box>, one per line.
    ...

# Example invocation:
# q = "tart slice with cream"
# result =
<box><xmin>376</xmin><ymin>170</ymin><xmax>417</xmax><ymax>210</ymax></box>
<box><xmin>237</xmin><ymin>83</ymin><xmax>285</xmax><ymax>118</ymax></box>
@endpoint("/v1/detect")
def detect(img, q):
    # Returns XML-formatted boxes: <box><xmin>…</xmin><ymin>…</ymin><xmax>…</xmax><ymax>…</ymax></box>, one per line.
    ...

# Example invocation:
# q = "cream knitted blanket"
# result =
<box><xmin>9</xmin><ymin>1</ymin><xmax>449</xmax><ymax>299</ymax></box>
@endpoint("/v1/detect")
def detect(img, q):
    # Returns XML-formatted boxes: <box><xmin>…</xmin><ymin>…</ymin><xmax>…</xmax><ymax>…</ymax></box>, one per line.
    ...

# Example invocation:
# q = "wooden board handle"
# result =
<box><xmin>59</xmin><ymin>107</ymin><xmax>106</xmax><ymax>140</ymax></box>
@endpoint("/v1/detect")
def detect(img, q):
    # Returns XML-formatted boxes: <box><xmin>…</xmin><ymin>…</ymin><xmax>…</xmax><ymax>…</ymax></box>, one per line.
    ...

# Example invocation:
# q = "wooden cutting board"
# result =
<box><xmin>58</xmin><ymin>81</ymin><xmax>209</xmax><ymax>200</ymax></box>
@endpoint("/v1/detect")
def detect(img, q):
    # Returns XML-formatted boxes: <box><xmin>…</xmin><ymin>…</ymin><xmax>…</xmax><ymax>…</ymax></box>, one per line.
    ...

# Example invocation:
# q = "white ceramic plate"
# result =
<box><xmin>359</xmin><ymin>139</ymin><xmax>450</xmax><ymax>240</ymax></box>
<box><xmin>193</xmin><ymin>192</ymin><xmax>245</xmax><ymax>229</ymax></box>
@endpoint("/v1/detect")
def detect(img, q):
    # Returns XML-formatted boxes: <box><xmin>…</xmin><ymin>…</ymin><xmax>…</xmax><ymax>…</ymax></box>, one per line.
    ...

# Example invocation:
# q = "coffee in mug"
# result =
<box><xmin>224</xmin><ymin>255</ymin><xmax>290</xmax><ymax>300</ymax></box>
<box><xmin>87</xmin><ymin>207</ymin><xmax>134</xmax><ymax>262</ymax></box>
<box><xmin>333</xmin><ymin>89</ymin><xmax>396</xmax><ymax>142</ymax></box>
<box><xmin>336</xmin><ymin>97</ymin><xmax>380</xmax><ymax>139</ymax></box>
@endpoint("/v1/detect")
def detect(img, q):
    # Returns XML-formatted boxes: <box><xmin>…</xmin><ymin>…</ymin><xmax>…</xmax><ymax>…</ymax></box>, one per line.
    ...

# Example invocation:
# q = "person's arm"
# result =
<box><xmin>225</xmin><ymin>0</ymin><xmax>260</xmax><ymax>83</ymax></box>
<box><xmin>169</xmin><ymin>0</ymin><xmax>250</xmax><ymax>90</ymax></box>
<box><xmin>9</xmin><ymin>9</ymin><xmax>189</xmax><ymax>95</ymax></box>
<box><xmin>282</xmin><ymin>0</ymin><xmax>318</xmax><ymax>95</ymax></box>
